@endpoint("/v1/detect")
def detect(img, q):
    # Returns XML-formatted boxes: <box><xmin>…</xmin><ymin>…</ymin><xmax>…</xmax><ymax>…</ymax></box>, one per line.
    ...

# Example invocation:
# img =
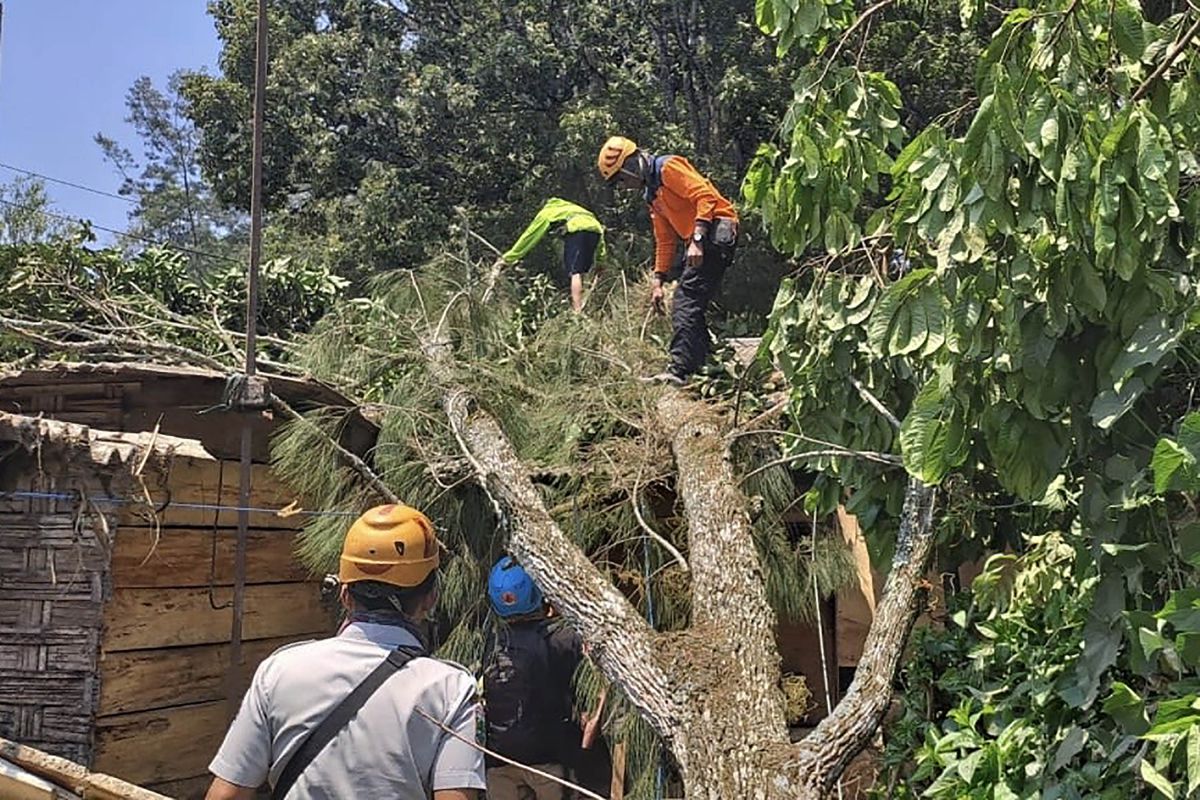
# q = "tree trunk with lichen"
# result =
<box><xmin>421</xmin><ymin>332</ymin><xmax>937</xmax><ymax>797</ymax></box>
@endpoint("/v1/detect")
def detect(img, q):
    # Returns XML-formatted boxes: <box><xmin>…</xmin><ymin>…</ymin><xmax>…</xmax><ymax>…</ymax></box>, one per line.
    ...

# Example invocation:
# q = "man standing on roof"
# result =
<box><xmin>204</xmin><ymin>504</ymin><xmax>485</xmax><ymax>800</ymax></box>
<box><xmin>597</xmin><ymin>135</ymin><xmax>739</xmax><ymax>385</ymax></box>
<box><xmin>494</xmin><ymin>198</ymin><xmax>606</xmax><ymax>313</ymax></box>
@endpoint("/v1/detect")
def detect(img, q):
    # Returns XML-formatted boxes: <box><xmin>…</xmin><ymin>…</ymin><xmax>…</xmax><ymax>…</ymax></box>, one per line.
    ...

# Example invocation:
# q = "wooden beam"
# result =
<box><xmin>92</xmin><ymin>702</ymin><xmax>226</xmax><ymax>787</ymax></box>
<box><xmin>98</xmin><ymin>636</ymin><xmax>306</xmax><ymax>716</ymax></box>
<box><xmin>610</xmin><ymin>742</ymin><xmax>626</xmax><ymax>800</ymax></box>
<box><xmin>110</xmin><ymin>528</ymin><xmax>307</xmax><ymax>588</ymax></box>
<box><xmin>0</xmin><ymin>755</ymin><xmax>78</xmax><ymax>800</ymax></box>
<box><xmin>0</xmin><ymin>736</ymin><xmax>170</xmax><ymax>800</ymax></box>
<box><xmin>102</xmin><ymin>583</ymin><xmax>332</xmax><ymax>652</ymax></box>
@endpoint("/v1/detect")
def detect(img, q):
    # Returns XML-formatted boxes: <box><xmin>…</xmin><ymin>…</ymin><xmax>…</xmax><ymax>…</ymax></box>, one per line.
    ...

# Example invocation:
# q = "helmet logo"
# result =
<box><xmin>500</xmin><ymin>591</ymin><xmax>518</xmax><ymax>606</ymax></box>
<box><xmin>394</xmin><ymin>541</ymin><xmax>406</xmax><ymax>556</ymax></box>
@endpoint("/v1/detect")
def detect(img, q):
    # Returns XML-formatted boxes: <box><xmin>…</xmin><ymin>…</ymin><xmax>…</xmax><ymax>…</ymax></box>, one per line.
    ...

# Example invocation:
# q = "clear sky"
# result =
<box><xmin>0</xmin><ymin>1</ymin><xmax>220</xmax><ymax>238</ymax></box>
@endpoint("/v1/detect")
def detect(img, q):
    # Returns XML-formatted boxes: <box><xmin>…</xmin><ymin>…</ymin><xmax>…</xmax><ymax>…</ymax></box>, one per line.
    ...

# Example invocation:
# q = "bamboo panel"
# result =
<box><xmin>0</xmin><ymin>632</ymin><xmax>96</xmax><ymax>672</ymax></box>
<box><xmin>98</xmin><ymin>636</ymin><xmax>308</xmax><ymax>716</ymax></box>
<box><xmin>102</xmin><ymin>583</ymin><xmax>332</xmax><ymax>652</ymax></box>
<box><xmin>0</xmin><ymin>545</ymin><xmax>110</xmax><ymax>586</ymax></box>
<box><xmin>0</xmin><ymin>672</ymin><xmax>90</xmax><ymax>709</ymax></box>
<box><xmin>110</xmin><ymin>528</ymin><xmax>308</xmax><ymax>588</ymax></box>
<box><xmin>93</xmin><ymin>701</ymin><xmax>228</xmax><ymax>788</ymax></box>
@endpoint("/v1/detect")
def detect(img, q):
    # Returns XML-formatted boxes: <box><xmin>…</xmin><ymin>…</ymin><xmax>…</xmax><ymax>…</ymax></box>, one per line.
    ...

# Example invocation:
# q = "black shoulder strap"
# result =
<box><xmin>271</xmin><ymin>644</ymin><xmax>424</xmax><ymax>799</ymax></box>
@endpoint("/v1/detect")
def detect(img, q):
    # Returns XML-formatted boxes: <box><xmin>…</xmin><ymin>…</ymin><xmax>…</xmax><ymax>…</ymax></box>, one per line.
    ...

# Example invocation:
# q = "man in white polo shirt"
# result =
<box><xmin>204</xmin><ymin>504</ymin><xmax>485</xmax><ymax>800</ymax></box>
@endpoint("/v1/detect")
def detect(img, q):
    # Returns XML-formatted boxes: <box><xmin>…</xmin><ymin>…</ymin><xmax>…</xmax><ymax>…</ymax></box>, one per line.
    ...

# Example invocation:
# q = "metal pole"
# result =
<box><xmin>0</xmin><ymin>4</ymin><xmax>7</xmax><ymax>85</ymax></box>
<box><xmin>228</xmin><ymin>0</ymin><xmax>268</xmax><ymax>716</ymax></box>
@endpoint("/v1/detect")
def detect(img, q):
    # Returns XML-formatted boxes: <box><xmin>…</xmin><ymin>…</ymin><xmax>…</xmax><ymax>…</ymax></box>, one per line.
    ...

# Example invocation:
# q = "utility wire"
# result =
<box><xmin>0</xmin><ymin>196</ymin><xmax>243</xmax><ymax>264</ymax></box>
<box><xmin>0</xmin><ymin>160</ymin><xmax>248</xmax><ymax>230</ymax></box>
<box><xmin>1</xmin><ymin>490</ymin><xmax>357</xmax><ymax>520</ymax></box>
<box><xmin>0</xmin><ymin>161</ymin><xmax>139</xmax><ymax>205</ymax></box>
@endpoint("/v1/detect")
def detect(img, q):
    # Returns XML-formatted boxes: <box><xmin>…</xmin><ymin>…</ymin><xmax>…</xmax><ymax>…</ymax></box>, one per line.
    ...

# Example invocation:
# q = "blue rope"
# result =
<box><xmin>642</xmin><ymin>529</ymin><xmax>664</xmax><ymax>800</ymax></box>
<box><xmin>0</xmin><ymin>490</ymin><xmax>357</xmax><ymax>518</ymax></box>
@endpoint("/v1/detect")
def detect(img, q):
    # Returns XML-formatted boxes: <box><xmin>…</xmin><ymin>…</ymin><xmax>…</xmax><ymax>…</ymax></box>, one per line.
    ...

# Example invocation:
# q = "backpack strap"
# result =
<box><xmin>643</xmin><ymin>154</ymin><xmax>673</xmax><ymax>205</ymax></box>
<box><xmin>271</xmin><ymin>644</ymin><xmax>424</xmax><ymax>799</ymax></box>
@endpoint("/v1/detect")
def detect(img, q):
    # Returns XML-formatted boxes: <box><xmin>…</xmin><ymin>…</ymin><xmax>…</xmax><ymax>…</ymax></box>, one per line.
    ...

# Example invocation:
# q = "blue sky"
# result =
<box><xmin>0</xmin><ymin>1</ymin><xmax>219</xmax><ymax>238</ymax></box>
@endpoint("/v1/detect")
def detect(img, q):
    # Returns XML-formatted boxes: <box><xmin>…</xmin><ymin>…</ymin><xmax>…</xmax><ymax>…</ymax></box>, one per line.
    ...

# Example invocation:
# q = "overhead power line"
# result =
<box><xmin>0</xmin><ymin>161</ymin><xmax>139</xmax><ymax>205</ymax></box>
<box><xmin>0</xmin><ymin>160</ymin><xmax>246</xmax><ymax>230</ymax></box>
<box><xmin>0</xmin><ymin>196</ymin><xmax>243</xmax><ymax>264</ymax></box>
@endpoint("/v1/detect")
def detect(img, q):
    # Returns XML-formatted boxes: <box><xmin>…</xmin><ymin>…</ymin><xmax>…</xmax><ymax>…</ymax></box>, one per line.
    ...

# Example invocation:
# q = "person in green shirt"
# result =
<box><xmin>494</xmin><ymin>198</ymin><xmax>606</xmax><ymax>312</ymax></box>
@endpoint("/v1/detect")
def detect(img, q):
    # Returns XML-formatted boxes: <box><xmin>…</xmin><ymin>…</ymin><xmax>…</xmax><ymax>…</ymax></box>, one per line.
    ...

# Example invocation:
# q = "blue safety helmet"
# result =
<box><xmin>487</xmin><ymin>556</ymin><xmax>543</xmax><ymax>618</ymax></box>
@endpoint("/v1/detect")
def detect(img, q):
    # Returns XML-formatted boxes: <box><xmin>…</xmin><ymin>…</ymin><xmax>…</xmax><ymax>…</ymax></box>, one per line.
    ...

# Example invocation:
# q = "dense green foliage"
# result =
<box><xmin>268</xmin><ymin>255</ymin><xmax>855</xmax><ymax>797</ymax></box>
<box><xmin>748</xmin><ymin>0</ymin><xmax>1200</xmax><ymax>793</ymax></box>
<box><xmin>181</xmin><ymin>0</ymin><xmax>792</xmax><ymax>288</ymax></box>
<box><xmin>0</xmin><ymin>239</ymin><xmax>345</xmax><ymax>366</ymax></box>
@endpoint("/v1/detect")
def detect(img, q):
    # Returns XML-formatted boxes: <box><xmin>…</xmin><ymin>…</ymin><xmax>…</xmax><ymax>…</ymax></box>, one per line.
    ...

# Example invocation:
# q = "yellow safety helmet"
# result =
<box><xmin>338</xmin><ymin>504</ymin><xmax>440</xmax><ymax>588</ymax></box>
<box><xmin>597</xmin><ymin>135</ymin><xmax>638</xmax><ymax>182</ymax></box>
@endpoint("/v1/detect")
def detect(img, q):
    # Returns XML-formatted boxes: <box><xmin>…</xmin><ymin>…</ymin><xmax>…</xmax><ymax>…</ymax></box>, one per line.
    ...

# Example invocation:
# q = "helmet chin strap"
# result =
<box><xmin>618</xmin><ymin>151</ymin><xmax>648</xmax><ymax>182</ymax></box>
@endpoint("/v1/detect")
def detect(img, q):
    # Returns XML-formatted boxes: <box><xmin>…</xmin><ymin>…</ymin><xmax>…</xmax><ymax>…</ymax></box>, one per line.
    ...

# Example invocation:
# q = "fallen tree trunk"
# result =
<box><xmin>422</xmin><ymin>336</ymin><xmax>681</xmax><ymax>738</ymax></box>
<box><xmin>421</xmin><ymin>329</ymin><xmax>939</xmax><ymax>796</ymax></box>
<box><xmin>653</xmin><ymin>393</ymin><xmax>793</xmax><ymax>796</ymax></box>
<box><xmin>788</xmin><ymin>479</ymin><xmax>937</xmax><ymax>794</ymax></box>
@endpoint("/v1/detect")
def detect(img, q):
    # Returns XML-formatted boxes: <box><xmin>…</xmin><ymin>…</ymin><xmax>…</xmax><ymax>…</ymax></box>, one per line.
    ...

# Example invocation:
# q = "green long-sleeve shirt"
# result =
<box><xmin>501</xmin><ymin>198</ymin><xmax>606</xmax><ymax>263</ymax></box>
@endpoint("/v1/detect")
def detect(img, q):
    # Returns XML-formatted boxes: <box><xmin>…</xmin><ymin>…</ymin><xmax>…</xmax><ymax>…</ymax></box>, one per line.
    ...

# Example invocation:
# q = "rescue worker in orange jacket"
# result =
<box><xmin>597</xmin><ymin>135</ymin><xmax>739</xmax><ymax>385</ymax></box>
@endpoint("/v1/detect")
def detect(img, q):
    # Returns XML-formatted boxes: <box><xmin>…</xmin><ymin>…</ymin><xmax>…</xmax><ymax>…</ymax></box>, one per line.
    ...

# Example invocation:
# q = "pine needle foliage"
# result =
<box><xmin>270</xmin><ymin>245</ymin><xmax>857</xmax><ymax>796</ymax></box>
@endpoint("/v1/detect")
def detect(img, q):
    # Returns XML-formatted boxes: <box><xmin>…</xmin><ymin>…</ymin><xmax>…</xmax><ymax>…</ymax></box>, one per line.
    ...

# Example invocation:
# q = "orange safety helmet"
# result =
<box><xmin>338</xmin><ymin>504</ymin><xmax>440</xmax><ymax>588</ymax></box>
<box><xmin>597</xmin><ymin>135</ymin><xmax>638</xmax><ymax>182</ymax></box>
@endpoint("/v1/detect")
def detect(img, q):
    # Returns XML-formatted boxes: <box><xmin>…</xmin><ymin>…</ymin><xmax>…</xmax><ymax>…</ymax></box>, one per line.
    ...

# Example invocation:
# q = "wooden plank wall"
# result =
<box><xmin>0</xmin><ymin>452</ymin><xmax>115</xmax><ymax>769</ymax></box>
<box><xmin>92</xmin><ymin>455</ymin><xmax>333</xmax><ymax>798</ymax></box>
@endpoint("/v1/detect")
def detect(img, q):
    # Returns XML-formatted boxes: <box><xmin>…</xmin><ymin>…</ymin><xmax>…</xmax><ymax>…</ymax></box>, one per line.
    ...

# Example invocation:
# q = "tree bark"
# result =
<box><xmin>421</xmin><ymin>335</ymin><xmax>682</xmax><ymax>739</ymax></box>
<box><xmin>654</xmin><ymin>393</ymin><xmax>792</xmax><ymax>797</ymax></box>
<box><xmin>421</xmin><ymin>328</ymin><xmax>940</xmax><ymax>797</ymax></box>
<box><xmin>787</xmin><ymin>478</ymin><xmax>937</xmax><ymax>795</ymax></box>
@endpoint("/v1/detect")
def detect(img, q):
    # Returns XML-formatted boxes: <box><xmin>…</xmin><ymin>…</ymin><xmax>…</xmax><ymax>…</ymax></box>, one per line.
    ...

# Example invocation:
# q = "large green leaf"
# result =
<box><xmin>982</xmin><ymin>403</ymin><xmax>1068</xmax><ymax>500</ymax></box>
<box><xmin>1188</xmin><ymin>725</ymin><xmax>1200</xmax><ymax>796</ymax></box>
<box><xmin>1152</xmin><ymin>414</ymin><xmax>1200</xmax><ymax>493</ymax></box>
<box><xmin>900</xmin><ymin>378</ymin><xmax>968</xmax><ymax>484</ymax></box>
<box><xmin>1109</xmin><ymin>313</ymin><xmax>1183</xmax><ymax>384</ymax></box>
<box><xmin>1140</xmin><ymin>759</ymin><xmax>1178</xmax><ymax>799</ymax></box>
<box><xmin>867</xmin><ymin>268</ymin><xmax>933</xmax><ymax>354</ymax></box>
<box><xmin>1104</xmin><ymin>682</ymin><xmax>1151</xmax><ymax>735</ymax></box>
<box><xmin>1090</xmin><ymin>377</ymin><xmax>1147</xmax><ymax>430</ymax></box>
<box><xmin>1113</xmin><ymin>0</ymin><xmax>1147</xmax><ymax>61</ymax></box>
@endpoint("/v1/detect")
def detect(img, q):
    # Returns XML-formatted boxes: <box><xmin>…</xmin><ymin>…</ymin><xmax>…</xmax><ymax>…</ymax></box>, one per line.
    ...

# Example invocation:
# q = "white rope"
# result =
<box><xmin>812</xmin><ymin>512</ymin><xmax>844</xmax><ymax>800</ymax></box>
<box><xmin>412</xmin><ymin>707</ymin><xmax>605</xmax><ymax>800</ymax></box>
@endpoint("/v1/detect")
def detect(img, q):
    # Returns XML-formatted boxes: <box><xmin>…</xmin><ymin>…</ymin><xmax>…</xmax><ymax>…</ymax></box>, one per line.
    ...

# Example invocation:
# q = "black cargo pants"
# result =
<box><xmin>667</xmin><ymin>239</ymin><xmax>736</xmax><ymax>379</ymax></box>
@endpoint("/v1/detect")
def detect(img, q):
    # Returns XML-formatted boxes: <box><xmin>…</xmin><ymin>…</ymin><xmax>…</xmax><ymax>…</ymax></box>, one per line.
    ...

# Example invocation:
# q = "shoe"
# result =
<box><xmin>639</xmin><ymin>371</ymin><xmax>685</xmax><ymax>386</ymax></box>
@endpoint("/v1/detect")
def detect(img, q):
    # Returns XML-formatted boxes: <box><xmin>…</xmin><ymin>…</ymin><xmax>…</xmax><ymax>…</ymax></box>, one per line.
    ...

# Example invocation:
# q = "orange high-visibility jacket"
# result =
<box><xmin>647</xmin><ymin>155</ymin><xmax>737</xmax><ymax>275</ymax></box>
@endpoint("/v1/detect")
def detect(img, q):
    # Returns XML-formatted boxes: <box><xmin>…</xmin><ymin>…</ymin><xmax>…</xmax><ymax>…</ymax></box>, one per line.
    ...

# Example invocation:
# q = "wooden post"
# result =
<box><xmin>610</xmin><ymin>742</ymin><xmax>626</xmax><ymax>800</ymax></box>
<box><xmin>228</xmin><ymin>0</ymin><xmax>268</xmax><ymax>719</ymax></box>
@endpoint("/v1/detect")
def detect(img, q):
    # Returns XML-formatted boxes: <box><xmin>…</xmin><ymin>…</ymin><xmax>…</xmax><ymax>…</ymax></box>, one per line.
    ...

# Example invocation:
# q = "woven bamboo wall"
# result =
<box><xmin>0</xmin><ymin>366</ymin><xmax>358</xmax><ymax>799</ymax></box>
<box><xmin>0</xmin><ymin>449</ymin><xmax>116</xmax><ymax>767</ymax></box>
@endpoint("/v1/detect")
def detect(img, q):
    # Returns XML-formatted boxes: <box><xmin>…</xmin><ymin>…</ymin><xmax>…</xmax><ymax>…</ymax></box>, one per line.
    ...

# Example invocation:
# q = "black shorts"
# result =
<box><xmin>563</xmin><ymin>230</ymin><xmax>600</xmax><ymax>277</ymax></box>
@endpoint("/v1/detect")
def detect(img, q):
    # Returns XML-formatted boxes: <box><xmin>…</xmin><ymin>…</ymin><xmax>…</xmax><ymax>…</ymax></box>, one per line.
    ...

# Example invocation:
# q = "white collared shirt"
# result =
<box><xmin>210</xmin><ymin>622</ymin><xmax>485</xmax><ymax>798</ymax></box>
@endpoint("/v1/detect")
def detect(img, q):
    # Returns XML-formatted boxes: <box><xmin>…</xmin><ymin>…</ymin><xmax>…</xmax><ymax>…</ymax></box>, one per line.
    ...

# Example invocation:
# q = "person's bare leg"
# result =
<box><xmin>570</xmin><ymin>273</ymin><xmax>584</xmax><ymax>313</ymax></box>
